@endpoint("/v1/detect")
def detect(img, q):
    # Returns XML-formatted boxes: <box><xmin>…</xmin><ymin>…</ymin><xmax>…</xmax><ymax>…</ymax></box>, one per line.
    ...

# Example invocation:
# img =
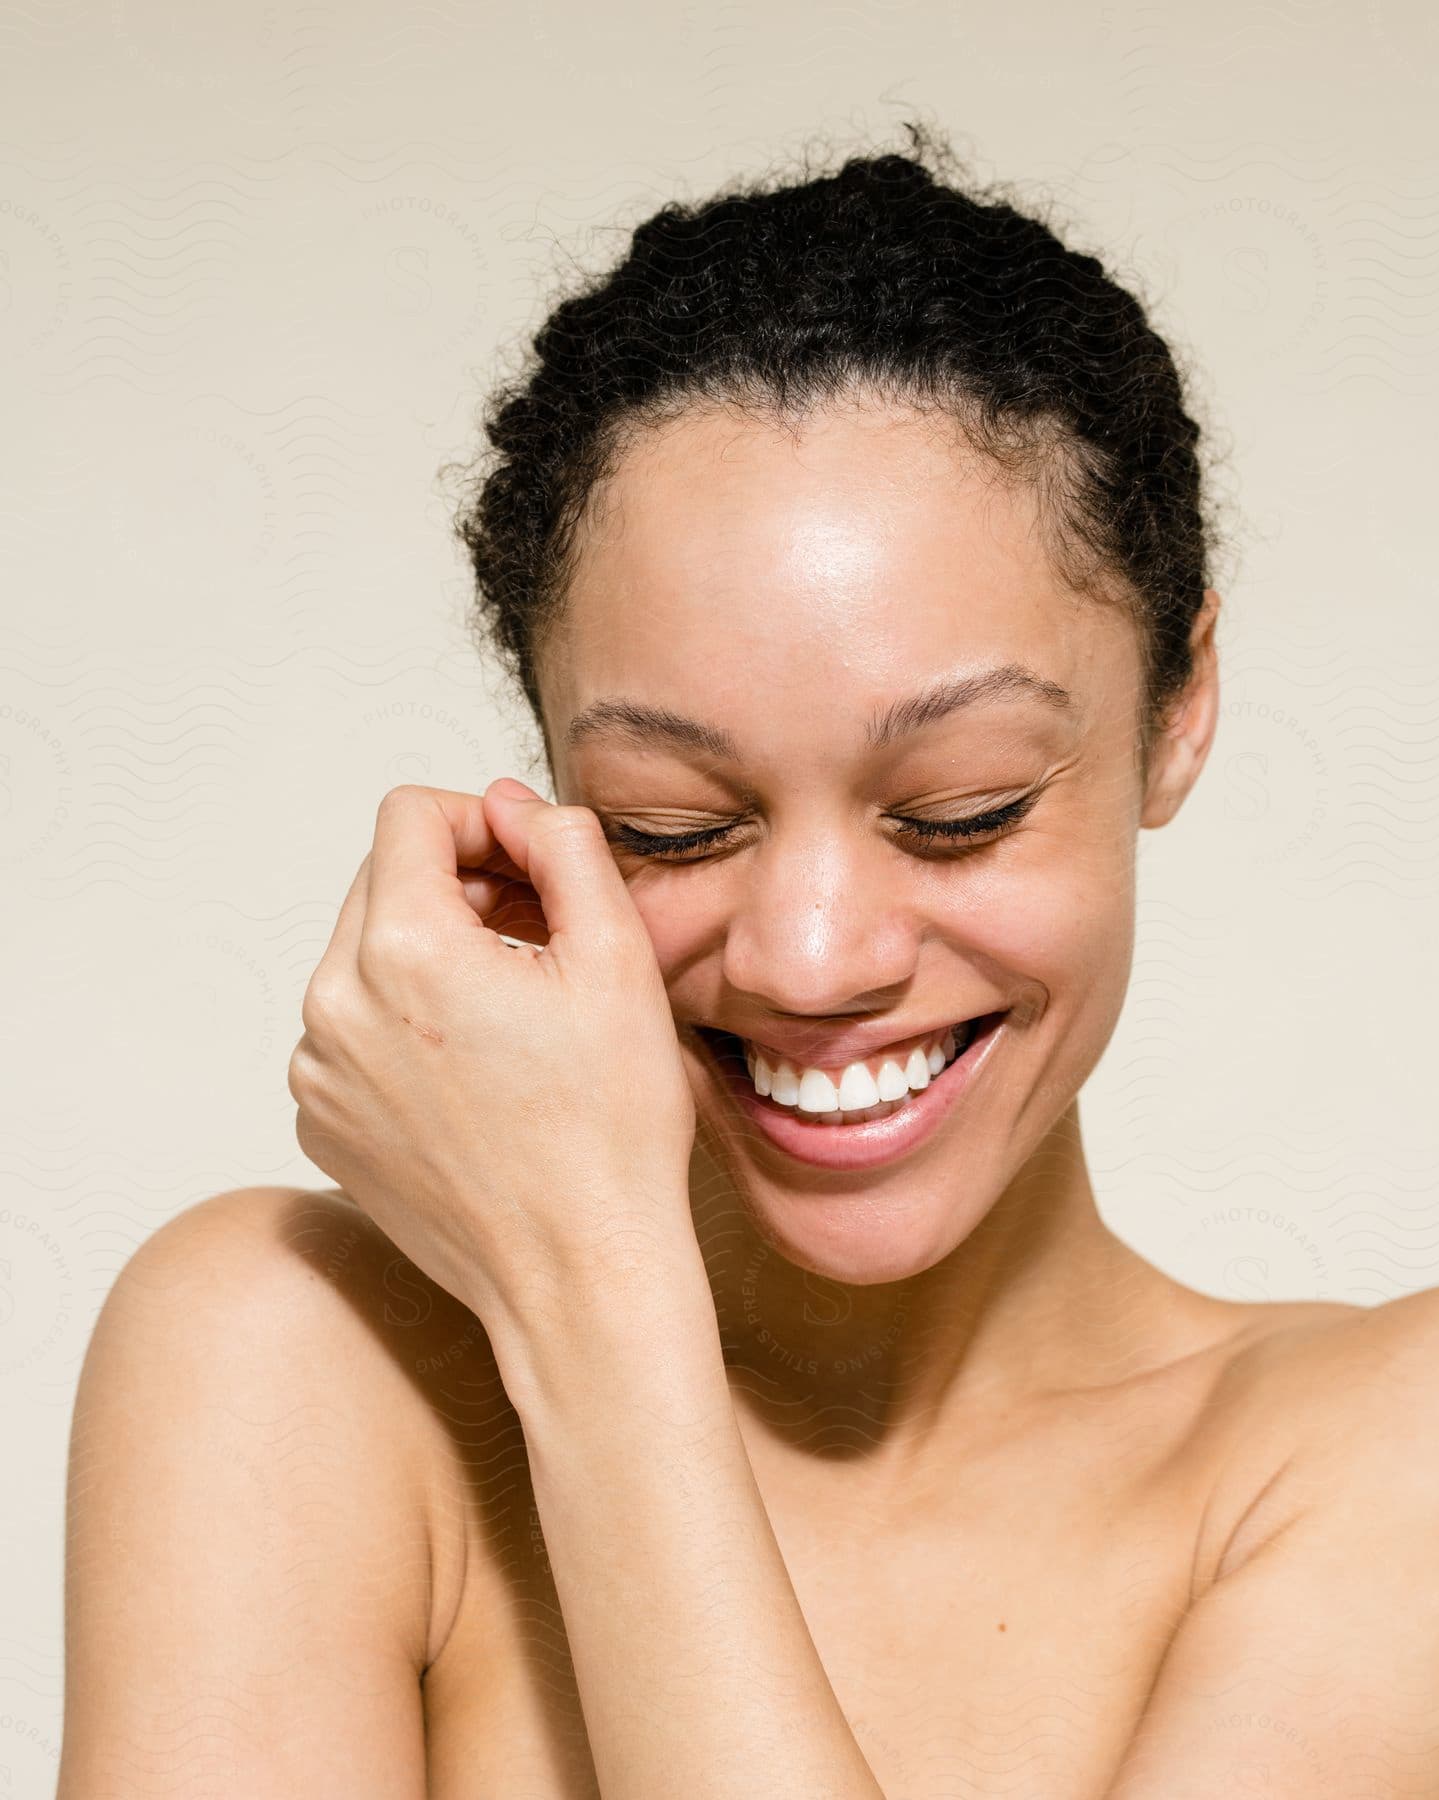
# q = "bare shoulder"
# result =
<box><xmin>1105</xmin><ymin>1292</ymin><xmax>1439</xmax><ymax>1793</ymax></box>
<box><xmin>61</xmin><ymin>1184</ymin><xmax>518</xmax><ymax>1795</ymax></box>
<box><xmin>1216</xmin><ymin>1287</ymin><xmax>1439</xmax><ymax>1428</ymax></box>
<box><xmin>1197</xmin><ymin>1289</ymin><xmax>1439</xmax><ymax>1579</ymax></box>
<box><xmin>84</xmin><ymin>1183</ymin><xmax>501</xmax><ymax>1662</ymax></box>
<box><xmin>1271</xmin><ymin>1285</ymin><xmax>1439</xmax><ymax>1453</ymax></box>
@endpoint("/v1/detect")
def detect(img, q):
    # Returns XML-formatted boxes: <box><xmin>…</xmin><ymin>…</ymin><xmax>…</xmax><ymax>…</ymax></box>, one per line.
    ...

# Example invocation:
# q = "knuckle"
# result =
<box><xmin>357</xmin><ymin>917</ymin><xmax>430</xmax><ymax>976</ymax></box>
<box><xmin>377</xmin><ymin>782</ymin><xmax>430</xmax><ymax>817</ymax></box>
<box><xmin>300</xmin><ymin>972</ymin><xmax>347</xmax><ymax>1034</ymax></box>
<box><xmin>294</xmin><ymin>1112</ymin><xmax>324</xmax><ymax>1164</ymax></box>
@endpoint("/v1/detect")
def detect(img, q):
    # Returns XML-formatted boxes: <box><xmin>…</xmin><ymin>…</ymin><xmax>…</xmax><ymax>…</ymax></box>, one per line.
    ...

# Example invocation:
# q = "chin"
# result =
<box><xmin>688</xmin><ymin>1014</ymin><xmax>1013</xmax><ymax>1274</ymax></box>
<box><xmin>694</xmin><ymin>1117</ymin><xmax>991</xmax><ymax>1288</ymax></box>
<box><xmin>765</xmin><ymin>1224</ymin><xmax>958</xmax><ymax>1288</ymax></box>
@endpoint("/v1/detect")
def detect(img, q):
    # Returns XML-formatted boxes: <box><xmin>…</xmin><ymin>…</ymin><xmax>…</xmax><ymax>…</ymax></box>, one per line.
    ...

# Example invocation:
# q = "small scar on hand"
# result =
<box><xmin>401</xmin><ymin>1015</ymin><xmax>447</xmax><ymax>1046</ymax></box>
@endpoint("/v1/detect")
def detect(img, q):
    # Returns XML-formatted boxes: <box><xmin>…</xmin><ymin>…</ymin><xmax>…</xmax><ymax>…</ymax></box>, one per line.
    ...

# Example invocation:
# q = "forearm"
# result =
<box><xmin>488</xmin><ymin>1238</ymin><xmax>887</xmax><ymax>1800</ymax></box>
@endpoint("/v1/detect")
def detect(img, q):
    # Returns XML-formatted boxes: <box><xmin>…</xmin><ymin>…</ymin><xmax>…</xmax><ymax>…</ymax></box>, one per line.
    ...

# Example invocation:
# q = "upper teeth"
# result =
<box><xmin>743</xmin><ymin>1026</ymin><xmax>962</xmax><ymax>1113</ymax></box>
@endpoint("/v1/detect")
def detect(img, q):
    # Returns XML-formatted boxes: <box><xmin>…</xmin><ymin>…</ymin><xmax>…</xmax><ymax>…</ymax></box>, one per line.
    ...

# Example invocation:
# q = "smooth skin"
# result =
<box><xmin>59</xmin><ymin>394</ymin><xmax>1439</xmax><ymax>1797</ymax></box>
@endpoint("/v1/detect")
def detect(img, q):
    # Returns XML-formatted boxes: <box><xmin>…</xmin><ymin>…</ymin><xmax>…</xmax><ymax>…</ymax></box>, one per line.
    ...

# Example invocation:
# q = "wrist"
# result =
<box><xmin>482</xmin><ymin>1228</ymin><xmax>723</xmax><ymax>1424</ymax></box>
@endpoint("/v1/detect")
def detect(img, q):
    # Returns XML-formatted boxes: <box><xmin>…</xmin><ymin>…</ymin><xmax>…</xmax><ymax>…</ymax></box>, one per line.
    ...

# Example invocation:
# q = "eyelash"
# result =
<box><xmin>603</xmin><ymin>793</ymin><xmax>1040</xmax><ymax>863</ymax></box>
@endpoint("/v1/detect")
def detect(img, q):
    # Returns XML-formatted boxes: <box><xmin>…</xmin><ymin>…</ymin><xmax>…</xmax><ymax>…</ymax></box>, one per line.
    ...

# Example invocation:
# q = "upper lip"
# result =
<box><xmin>697</xmin><ymin>1012</ymin><xmax>1000</xmax><ymax>1071</ymax></box>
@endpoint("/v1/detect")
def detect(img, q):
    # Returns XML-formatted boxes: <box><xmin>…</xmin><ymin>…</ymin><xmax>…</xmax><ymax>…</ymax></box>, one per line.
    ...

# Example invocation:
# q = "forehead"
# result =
<box><xmin>540</xmin><ymin>400</ymin><xmax>1130</xmax><ymax>766</ymax></box>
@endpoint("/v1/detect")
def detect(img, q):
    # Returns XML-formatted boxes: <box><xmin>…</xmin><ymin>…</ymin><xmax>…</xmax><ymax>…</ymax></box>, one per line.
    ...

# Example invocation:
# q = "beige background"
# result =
<box><xmin>3</xmin><ymin>0</ymin><xmax>1437</xmax><ymax>1785</ymax></box>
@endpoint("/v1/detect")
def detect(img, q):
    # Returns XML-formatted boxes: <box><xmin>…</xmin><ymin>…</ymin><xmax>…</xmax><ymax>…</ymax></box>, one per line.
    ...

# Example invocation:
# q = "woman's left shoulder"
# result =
<box><xmin>1227</xmin><ymin>1287</ymin><xmax>1439</xmax><ymax>1479</ymax></box>
<box><xmin>1254</xmin><ymin>1286</ymin><xmax>1439</xmax><ymax>1389</ymax></box>
<box><xmin>1117</xmin><ymin>1292</ymin><xmax>1439</xmax><ymax>1792</ymax></box>
<box><xmin>1188</xmin><ymin>1290</ymin><xmax>1439</xmax><ymax>1589</ymax></box>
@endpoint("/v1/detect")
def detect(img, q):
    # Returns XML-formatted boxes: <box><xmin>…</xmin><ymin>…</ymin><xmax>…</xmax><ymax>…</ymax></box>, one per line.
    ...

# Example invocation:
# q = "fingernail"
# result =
<box><xmin>488</xmin><ymin>777</ymin><xmax>539</xmax><ymax>800</ymax></box>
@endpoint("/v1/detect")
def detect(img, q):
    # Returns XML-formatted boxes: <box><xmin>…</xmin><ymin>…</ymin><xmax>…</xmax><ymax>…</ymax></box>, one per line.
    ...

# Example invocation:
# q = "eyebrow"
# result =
<box><xmin>563</xmin><ymin>662</ymin><xmax>1074</xmax><ymax>760</ymax></box>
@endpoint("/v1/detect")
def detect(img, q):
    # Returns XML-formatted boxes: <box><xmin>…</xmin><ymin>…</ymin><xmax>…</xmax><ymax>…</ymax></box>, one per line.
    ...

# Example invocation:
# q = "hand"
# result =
<box><xmin>287</xmin><ymin>780</ymin><xmax>699</xmax><ymax>1352</ymax></box>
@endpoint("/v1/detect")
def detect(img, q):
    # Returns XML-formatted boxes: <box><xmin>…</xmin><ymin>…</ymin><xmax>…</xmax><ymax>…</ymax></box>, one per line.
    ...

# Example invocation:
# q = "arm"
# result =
<box><xmin>490</xmin><ymin>1232</ymin><xmax>887</xmax><ymax>1800</ymax></box>
<box><xmin>503</xmin><ymin>1246</ymin><xmax>1439</xmax><ymax>1800</ymax></box>
<box><xmin>58</xmin><ymin>1188</ymin><xmax>435</xmax><ymax>1799</ymax></box>
<box><xmin>281</xmin><ymin>783</ymin><xmax>886</xmax><ymax>1795</ymax></box>
<box><xmin>1102</xmin><ymin>1293</ymin><xmax>1439</xmax><ymax>1798</ymax></box>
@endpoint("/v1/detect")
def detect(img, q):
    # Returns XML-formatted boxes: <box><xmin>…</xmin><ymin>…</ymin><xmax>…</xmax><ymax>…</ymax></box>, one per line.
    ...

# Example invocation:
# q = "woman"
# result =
<box><xmin>59</xmin><ymin>126</ymin><xmax>1439</xmax><ymax>1798</ymax></box>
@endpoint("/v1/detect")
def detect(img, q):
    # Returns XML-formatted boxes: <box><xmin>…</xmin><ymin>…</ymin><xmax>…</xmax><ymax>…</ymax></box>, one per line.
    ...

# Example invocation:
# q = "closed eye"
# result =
<box><xmin>602</xmin><ymin>792</ymin><xmax>1041</xmax><ymax>862</ymax></box>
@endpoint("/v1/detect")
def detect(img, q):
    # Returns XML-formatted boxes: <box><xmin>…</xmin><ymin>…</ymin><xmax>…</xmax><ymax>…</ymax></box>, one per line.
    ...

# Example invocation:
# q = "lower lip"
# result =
<box><xmin>700</xmin><ymin>1013</ymin><xmax>1007</xmax><ymax>1172</ymax></box>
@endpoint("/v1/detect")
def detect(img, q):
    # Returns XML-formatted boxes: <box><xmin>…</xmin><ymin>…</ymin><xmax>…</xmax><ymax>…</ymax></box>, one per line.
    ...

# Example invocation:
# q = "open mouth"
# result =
<box><xmin>693</xmin><ymin>1011</ymin><xmax>1008</xmax><ymax>1121</ymax></box>
<box><xmin>690</xmin><ymin>1011</ymin><xmax>1009</xmax><ymax>1171</ymax></box>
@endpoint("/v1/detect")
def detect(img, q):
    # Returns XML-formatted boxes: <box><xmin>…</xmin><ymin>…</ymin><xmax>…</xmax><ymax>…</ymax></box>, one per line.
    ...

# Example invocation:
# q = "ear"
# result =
<box><xmin>1140</xmin><ymin>587</ymin><xmax>1222</xmax><ymax>829</ymax></box>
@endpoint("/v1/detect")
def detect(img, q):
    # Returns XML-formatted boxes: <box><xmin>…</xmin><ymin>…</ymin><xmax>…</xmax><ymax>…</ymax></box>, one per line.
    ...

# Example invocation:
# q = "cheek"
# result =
<box><xmin>628</xmin><ymin>884</ymin><xmax>713</xmax><ymax>974</ymax></box>
<box><xmin>949</xmin><ymin>838</ymin><xmax>1136</xmax><ymax>1008</ymax></box>
<box><xmin>959</xmin><ymin>847</ymin><xmax>1136</xmax><ymax>1113</ymax></box>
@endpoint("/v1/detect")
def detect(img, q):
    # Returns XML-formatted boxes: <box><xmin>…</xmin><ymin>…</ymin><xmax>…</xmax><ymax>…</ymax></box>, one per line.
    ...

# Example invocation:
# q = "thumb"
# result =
<box><xmin>483</xmin><ymin>779</ymin><xmax>643</xmax><ymax>960</ymax></box>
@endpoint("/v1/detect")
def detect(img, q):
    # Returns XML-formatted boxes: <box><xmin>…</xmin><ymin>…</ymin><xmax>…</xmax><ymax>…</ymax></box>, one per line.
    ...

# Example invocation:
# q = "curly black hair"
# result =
<box><xmin>450</xmin><ymin>121</ymin><xmax>1221</xmax><ymax>771</ymax></box>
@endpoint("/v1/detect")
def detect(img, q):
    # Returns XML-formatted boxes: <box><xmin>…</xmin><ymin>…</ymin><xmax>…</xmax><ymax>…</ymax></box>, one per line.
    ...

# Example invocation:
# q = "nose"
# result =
<box><xmin>717</xmin><ymin>827</ymin><xmax>920</xmax><ymax>1018</ymax></box>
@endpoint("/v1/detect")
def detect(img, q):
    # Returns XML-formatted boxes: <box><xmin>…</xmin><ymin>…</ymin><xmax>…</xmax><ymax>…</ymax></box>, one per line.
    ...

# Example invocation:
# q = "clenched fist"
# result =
<box><xmin>287</xmin><ymin>779</ymin><xmax>701</xmax><ymax>1365</ymax></box>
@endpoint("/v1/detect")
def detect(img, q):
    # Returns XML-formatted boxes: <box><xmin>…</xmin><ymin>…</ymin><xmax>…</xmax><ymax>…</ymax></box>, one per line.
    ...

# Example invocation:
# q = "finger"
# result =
<box><xmin>483</xmin><ymin>780</ymin><xmax>643</xmax><ymax>960</ymax></box>
<box><xmin>364</xmin><ymin>783</ymin><xmax>533</xmax><ymax>947</ymax></box>
<box><xmin>457</xmin><ymin>868</ymin><xmax>551</xmax><ymax>946</ymax></box>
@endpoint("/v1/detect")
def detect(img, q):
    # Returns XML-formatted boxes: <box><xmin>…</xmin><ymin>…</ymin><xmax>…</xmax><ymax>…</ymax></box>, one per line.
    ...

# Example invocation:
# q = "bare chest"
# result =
<box><xmin>419</xmin><ymin>1424</ymin><xmax>1207</xmax><ymax>1800</ymax></box>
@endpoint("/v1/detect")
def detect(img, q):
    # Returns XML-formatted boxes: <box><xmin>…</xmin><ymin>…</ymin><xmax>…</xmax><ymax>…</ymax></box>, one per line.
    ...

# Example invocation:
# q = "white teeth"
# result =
<box><xmin>876</xmin><ymin>1058</ymin><xmax>909</xmax><ymax>1102</ymax></box>
<box><xmin>797</xmin><ymin>1068</ymin><xmax>840</xmax><ymax>1113</ymax></box>
<box><xmin>836</xmin><ymin>1062</ymin><xmax>881</xmax><ymax>1110</ymax></box>
<box><xmin>742</xmin><ymin>1024</ymin><xmax>971</xmax><ymax>1116</ymax></box>
<box><xmin>903</xmin><ymin>1048</ymin><xmax>931</xmax><ymax>1091</ymax></box>
<box><xmin>770</xmin><ymin>1061</ymin><xmax>801</xmax><ymax>1106</ymax></box>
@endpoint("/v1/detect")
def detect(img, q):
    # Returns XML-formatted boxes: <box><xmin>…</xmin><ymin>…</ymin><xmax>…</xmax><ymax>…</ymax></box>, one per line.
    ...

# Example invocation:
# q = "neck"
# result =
<box><xmin>687</xmin><ymin>1101</ymin><xmax>1227</xmax><ymax>1476</ymax></box>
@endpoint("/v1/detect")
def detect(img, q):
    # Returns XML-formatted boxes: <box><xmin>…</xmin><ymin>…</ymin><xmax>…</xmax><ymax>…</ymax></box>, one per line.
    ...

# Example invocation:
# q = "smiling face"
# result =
<box><xmin>535</xmin><ymin>393</ymin><xmax>1217</xmax><ymax>1284</ymax></box>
